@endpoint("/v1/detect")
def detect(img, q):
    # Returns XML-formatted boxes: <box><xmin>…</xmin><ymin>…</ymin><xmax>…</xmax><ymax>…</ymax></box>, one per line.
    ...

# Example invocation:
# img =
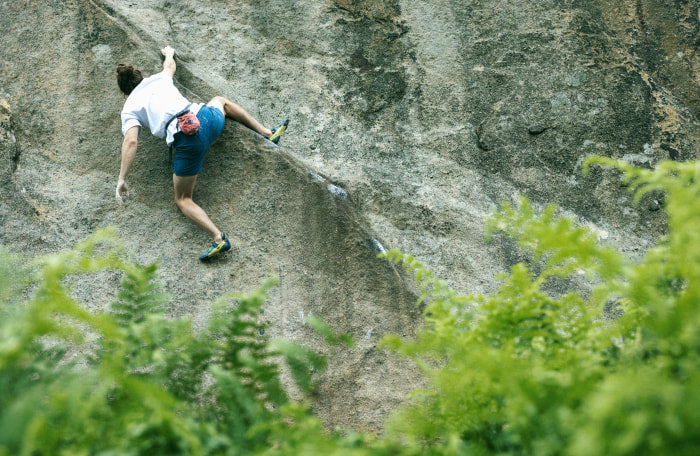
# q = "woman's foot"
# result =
<box><xmin>268</xmin><ymin>119</ymin><xmax>289</xmax><ymax>144</ymax></box>
<box><xmin>199</xmin><ymin>232</ymin><xmax>231</xmax><ymax>261</ymax></box>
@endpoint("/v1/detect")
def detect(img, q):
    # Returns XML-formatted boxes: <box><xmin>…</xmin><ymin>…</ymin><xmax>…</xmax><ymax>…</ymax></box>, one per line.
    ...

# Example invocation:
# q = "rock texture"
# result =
<box><xmin>1</xmin><ymin>0</ymin><xmax>697</xmax><ymax>431</ymax></box>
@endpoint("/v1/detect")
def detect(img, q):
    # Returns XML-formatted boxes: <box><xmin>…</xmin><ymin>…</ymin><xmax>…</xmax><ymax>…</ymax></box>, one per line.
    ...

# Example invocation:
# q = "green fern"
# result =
<box><xmin>0</xmin><ymin>230</ymin><xmax>357</xmax><ymax>455</ymax></box>
<box><xmin>200</xmin><ymin>278</ymin><xmax>291</xmax><ymax>448</ymax></box>
<box><xmin>110</xmin><ymin>261</ymin><xmax>169</xmax><ymax>326</ymax></box>
<box><xmin>381</xmin><ymin>158</ymin><xmax>700</xmax><ymax>455</ymax></box>
<box><xmin>4</xmin><ymin>156</ymin><xmax>700</xmax><ymax>455</ymax></box>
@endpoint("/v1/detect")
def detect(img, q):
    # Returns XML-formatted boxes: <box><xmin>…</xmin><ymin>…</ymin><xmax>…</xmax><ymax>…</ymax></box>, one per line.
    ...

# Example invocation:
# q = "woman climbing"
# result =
<box><xmin>115</xmin><ymin>46</ymin><xmax>288</xmax><ymax>260</ymax></box>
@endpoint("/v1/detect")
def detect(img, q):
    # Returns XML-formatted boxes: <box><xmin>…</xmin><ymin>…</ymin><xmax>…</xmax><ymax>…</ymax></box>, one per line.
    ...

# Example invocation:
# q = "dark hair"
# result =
<box><xmin>116</xmin><ymin>63</ymin><xmax>143</xmax><ymax>95</ymax></box>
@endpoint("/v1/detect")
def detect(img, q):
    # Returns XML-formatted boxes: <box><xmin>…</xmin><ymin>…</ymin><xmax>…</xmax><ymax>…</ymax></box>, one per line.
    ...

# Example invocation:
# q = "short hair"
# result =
<box><xmin>116</xmin><ymin>63</ymin><xmax>143</xmax><ymax>95</ymax></box>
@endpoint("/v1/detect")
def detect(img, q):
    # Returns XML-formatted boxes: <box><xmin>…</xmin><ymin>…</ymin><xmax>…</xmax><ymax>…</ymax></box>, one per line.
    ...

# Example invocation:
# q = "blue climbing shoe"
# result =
<box><xmin>199</xmin><ymin>232</ymin><xmax>231</xmax><ymax>261</ymax></box>
<box><xmin>268</xmin><ymin>118</ymin><xmax>289</xmax><ymax>144</ymax></box>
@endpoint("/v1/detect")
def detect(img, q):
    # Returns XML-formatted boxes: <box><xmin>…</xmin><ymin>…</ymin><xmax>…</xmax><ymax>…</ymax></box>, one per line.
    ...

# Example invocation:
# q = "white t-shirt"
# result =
<box><xmin>120</xmin><ymin>71</ymin><xmax>201</xmax><ymax>145</ymax></box>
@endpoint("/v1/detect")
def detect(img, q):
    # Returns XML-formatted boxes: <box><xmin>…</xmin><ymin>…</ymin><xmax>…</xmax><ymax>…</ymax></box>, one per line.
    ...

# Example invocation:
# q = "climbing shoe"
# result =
<box><xmin>268</xmin><ymin>118</ymin><xmax>289</xmax><ymax>144</ymax></box>
<box><xmin>198</xmin><ymin>232</ymin><xmax>231</xmax><ymax>261</ymax></box>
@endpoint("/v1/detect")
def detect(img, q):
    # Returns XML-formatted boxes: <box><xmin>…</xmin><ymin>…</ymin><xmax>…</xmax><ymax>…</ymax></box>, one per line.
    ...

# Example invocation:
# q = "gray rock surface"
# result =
<box><xmin>1</xmin><ymin>0</ymin><xmax>697</xmax><ymax>431</ymax></box>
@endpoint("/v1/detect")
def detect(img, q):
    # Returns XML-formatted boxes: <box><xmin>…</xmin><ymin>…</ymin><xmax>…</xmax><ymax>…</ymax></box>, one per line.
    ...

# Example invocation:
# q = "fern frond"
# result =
<box><xmin>488</xmin><ymin>196</ymin><xmax>627</xmax><ymax>282</ymax></box>
<box><xmin>110</xmin><ymin>262</ymin><xmax>168</xmax><ymax>326</ymax></box>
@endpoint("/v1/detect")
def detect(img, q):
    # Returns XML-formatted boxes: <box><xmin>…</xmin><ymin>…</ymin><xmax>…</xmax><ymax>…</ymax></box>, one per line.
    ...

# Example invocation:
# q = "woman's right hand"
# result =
<box><xmin>116</xmin><ymin>178</ymin><xmax>129</xmax><ymax>206</ymax></box>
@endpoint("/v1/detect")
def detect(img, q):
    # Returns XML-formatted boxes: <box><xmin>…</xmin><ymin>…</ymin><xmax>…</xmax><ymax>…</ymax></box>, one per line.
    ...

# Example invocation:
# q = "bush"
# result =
<box><xmin>0</xmin><ymin>230</ymin><xmax>366</xmax><ymax>455</ymax></box>
<box><xmin>380</xmin><ymin>158</ymin><xmax>700</xmax><ymax>455</ymax></box>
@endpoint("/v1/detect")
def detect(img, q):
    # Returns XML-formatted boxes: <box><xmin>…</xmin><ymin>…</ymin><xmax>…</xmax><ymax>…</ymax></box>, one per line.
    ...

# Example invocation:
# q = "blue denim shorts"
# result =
<box><xmin>172</xmin><ymin>105</ymin><xmax>225</xmax><ymax>177</ymax></box>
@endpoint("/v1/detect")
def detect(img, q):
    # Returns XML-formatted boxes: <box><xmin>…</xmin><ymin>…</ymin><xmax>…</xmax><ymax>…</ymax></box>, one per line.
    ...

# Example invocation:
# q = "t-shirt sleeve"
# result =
<box><xmin>153</xmin><ymin>70</ymin><xmax>172</xmax><ymax>82</ymax></box>
<box><xmin>121</xmin><ymin>111</ymin><xmax>141</xmax><ymax>136</ymax></box>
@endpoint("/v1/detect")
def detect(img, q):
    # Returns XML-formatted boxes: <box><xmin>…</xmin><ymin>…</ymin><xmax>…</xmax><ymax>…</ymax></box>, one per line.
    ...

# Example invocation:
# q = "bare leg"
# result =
<box><xmin>173</xmin><ymin>174</ymin><xmax>222</xmax><ymax>243</ymax></box>
<box><xmin>208</xmin><ymin>96</ymin><xmax>272</xmax><ymax>138</ymax></box>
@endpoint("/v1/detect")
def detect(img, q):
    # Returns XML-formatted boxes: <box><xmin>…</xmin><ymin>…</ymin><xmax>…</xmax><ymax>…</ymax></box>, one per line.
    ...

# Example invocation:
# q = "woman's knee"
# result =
<box><xmin>174</xmin><ymin>195</ymin><xmax>187</xmax><ymax>208</ymax></box>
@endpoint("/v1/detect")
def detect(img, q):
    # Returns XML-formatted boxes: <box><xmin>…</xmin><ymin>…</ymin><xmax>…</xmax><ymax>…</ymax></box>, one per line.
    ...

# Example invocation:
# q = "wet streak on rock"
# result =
<box><xmin>634</xmin><ymin>0</ymin><xmax>656</xmax><ymax>73</ymax></box>
<box><xmin>328</xmin><ymin>0</ymin><xmax>409</xmax><ymax>126</ymax></box>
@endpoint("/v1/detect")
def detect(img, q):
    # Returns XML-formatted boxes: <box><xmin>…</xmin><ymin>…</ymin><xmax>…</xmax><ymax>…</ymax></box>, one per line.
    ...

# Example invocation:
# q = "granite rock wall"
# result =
<box><xmin>1</xmin><ymin>0</ymin><xmax>697</xmax><ymax>431</ymax></box>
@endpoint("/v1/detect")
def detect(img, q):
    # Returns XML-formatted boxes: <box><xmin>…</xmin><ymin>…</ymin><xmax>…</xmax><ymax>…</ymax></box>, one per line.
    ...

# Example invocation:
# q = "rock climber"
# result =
<box><xmin>115</xmin><ymin>46</ymin><xmax>288</xmax><ymax>260</ymax></box>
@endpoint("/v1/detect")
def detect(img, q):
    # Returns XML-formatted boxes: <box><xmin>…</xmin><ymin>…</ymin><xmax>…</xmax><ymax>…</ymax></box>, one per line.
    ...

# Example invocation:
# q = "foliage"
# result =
<box><xmin>0</xmin><ymin>229</ymin><xmax>368</xmax><ymax>455</ymax></box>
<box><xmin>2</xmin><ymin>157</ymin><xmax>700</xmax><ymax>455</ymax></box>
<box><xmin>380</xmin><ymin>158</ymin><xmax>700</xmax><ymax>455</ymax></box>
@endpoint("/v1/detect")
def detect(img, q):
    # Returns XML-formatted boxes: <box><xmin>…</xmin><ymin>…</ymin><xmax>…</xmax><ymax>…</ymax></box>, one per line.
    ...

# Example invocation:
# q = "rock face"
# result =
<box><xmin>1</xmin><ymin>0</ymin><xmax>697</xmax><ymax>431</ymax></box>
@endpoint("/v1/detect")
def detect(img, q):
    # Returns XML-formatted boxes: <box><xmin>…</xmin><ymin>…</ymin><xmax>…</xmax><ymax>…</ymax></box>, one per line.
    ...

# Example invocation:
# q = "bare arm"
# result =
<box><xmin>116</xmin><ymin>126</ymin><xmax>140</xmax><ymax>206</ymax></box>
<box><xmin>161</xmin><ymin>46</ymin><xmax>176</xmax><ymax>78</ymax></box>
